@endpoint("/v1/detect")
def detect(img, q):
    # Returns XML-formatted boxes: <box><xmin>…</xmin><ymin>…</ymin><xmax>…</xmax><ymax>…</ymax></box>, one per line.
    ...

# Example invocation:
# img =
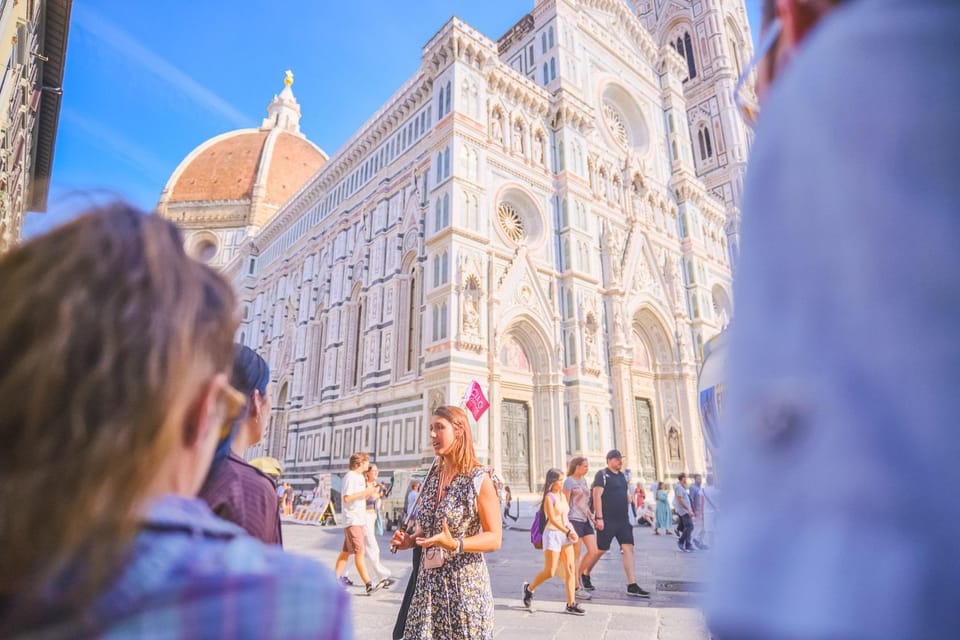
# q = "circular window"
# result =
<box><xmin>601</xmin><ymin>101</ymin><xmax>629</xmax><ymax>149</ymax></box>
<box><xmin>192</xmin><ymin>235</ymin><xmax>219</xmax><ymax>263</ymax></box>
<box><xmin>497</xmin><ymin>203</ymin><xmax>525</xmax><ymax>243</ymax></box>
<box><xmin>599</xmin><ymin>84</ymin><xmax>650</xmax><ymax>155</ymax></box>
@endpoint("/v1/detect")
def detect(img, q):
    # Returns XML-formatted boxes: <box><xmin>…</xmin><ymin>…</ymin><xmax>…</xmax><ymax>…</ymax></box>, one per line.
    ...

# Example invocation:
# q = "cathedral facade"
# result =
<box><xmin>164</xmin><ymin>0</ymin><xmax>753</xmax><ymax>492</ymax></box>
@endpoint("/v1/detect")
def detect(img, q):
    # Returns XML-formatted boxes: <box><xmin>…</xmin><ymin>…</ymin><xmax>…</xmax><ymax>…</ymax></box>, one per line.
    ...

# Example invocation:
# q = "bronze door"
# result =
<box><xmin>635</xmin><ymin>398</ymin><xmax>657</xmax><ymax>481</ymax></box>
<box><xmin>501</xmin><ymin>400</ymin><xmax>531</xmax><ymax>490</ymax></box>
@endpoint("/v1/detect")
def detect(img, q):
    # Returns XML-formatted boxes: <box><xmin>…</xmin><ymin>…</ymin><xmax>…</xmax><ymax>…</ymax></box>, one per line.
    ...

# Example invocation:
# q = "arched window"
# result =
<box><xmin>437</xmin><ymin>85</ymin><xmax>445</xmax><ymax>119</ymax></box>
<box><xmin>442</xmin><ymin>193</ymin><xmax>450</xmax><ymax>228</ymax></box>
<box><xmin>697</xmin><ymin>124</ymin><xmax>714</xmax><ymax>161</ymax></box>
<box><xmin>444</xmin><ymin>81</ymin><xmax>451</xmax><ymax>115</ymax></box>
<box><xmin>405</xmin><ymin>267</ymin><xmax>418</xmax><ymax>373</ymax></box>
<box><xmin>684</xmin><ymin>32</ymin><xmax>697</xmax><ymax>78</ymax></box>
<box><xmin>543</xmin><ymin>62</ymin><xmax>549</xmax><ymax>84</ymax></box>
<box><xmin>548</xmin><ymin>26</ymin><xmax>555</xmax><ymax>49</ymax></box>
<box><xmin>549</xmin><ymin>58</ymin><xmax>556</xmax><ymax>81</ymax></box>
<box><xmin>352</xmin><ymin>299</ymin><xmax>364</xmax><ymax>388</ymax></box>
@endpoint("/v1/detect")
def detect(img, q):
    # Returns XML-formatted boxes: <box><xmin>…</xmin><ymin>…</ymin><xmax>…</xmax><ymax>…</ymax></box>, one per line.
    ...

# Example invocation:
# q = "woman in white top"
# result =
<box><xmin>522</xmin><ymin>468</ymin><xmax>584</xmax><ymax>616</ymax></box>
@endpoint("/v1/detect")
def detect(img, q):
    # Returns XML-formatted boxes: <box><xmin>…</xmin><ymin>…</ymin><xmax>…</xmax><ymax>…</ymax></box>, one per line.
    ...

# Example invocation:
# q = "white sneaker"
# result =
<box><xmin>575</xmin><ymin>588</ymin><xmax>592</xmax><ymax>601</ymax></box>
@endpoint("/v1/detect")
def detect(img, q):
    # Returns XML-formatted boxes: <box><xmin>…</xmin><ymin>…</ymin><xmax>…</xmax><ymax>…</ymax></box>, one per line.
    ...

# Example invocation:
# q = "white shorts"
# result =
<box><xmin>543</xmin><ymin>528</ymin><xmax>572</xmax><ymax>552</ymax></box>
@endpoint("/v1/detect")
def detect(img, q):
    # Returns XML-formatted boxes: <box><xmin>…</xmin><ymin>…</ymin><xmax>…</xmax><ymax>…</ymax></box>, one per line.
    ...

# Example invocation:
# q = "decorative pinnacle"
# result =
<box><xmin>284</xmin><ymin>70</ymin><xmax>294</xmax><ymax>87</ymax></box>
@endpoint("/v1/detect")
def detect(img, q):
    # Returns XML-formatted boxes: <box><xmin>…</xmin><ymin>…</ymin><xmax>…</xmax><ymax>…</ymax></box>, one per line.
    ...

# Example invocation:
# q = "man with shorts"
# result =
<box><xmin>334</xmin><ymin>452</ymin><xmax>384</xmax><ymax>595</ymax></box>
<box><xmin>582</xmin><ymin>450</ymin><xmax>650</xmax><ymax>598</ymax></box>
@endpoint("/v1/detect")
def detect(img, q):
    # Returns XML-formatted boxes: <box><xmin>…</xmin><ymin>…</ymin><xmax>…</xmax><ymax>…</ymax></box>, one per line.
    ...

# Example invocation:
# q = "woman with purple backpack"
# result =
<box><xmin>522</xmin><ymin>468</ymin><xmax>585</xmax><ymax>616</ymax></box>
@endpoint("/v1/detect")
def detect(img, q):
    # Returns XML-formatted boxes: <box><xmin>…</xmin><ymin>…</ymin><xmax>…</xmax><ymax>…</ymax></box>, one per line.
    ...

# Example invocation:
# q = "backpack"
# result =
<box><xmin>530</xmin><ymin>509</ymin><xmax>544</xmax><ymax>549</ymax></box>
<box><xmin>530</xmin><ymin>494</ymin><xmax>557</xmax><ymax>549</ymax></box>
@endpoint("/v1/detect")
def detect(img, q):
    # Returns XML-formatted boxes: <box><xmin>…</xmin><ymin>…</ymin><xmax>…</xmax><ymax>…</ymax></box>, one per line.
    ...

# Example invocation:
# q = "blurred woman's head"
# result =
<box><xmin>0</xmin><ymin>204</ymin><xmax>237</xmax><ymax>613</ymax></box>
<box><xmin>430</xmin><ymin>405</ymin><xmax>479</xmax><ymax>474</ymax></box>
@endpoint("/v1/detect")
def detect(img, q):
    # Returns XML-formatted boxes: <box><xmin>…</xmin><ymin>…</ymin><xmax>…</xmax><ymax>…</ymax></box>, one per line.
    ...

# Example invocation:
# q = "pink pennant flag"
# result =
<box><xmin>462</xmin><ymin>380</ymin><xmax>490</xmax><ymax>422</ymax></box>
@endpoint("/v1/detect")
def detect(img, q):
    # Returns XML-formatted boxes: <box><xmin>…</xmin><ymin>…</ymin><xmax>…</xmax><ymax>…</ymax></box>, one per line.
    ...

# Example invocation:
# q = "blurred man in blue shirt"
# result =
<box><xmin>709</xmin><ymin>0</ymin><xmax>960</xmax><ymax>638</ymax></box>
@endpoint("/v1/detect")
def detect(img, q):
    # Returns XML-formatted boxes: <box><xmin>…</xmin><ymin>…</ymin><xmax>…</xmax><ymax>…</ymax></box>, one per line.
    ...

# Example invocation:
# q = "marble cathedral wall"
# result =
<box><xmin>228</xmin><ymin>0</ymin><xmax>747</xmax><ymax>491</ymax></box>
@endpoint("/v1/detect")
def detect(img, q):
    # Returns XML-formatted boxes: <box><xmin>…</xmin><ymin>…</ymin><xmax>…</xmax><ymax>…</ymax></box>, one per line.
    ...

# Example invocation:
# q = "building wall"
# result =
<box><xmin>0</xmin><ymin>0</ymin><xmax>70</xmax><ymax>252</ymax></box>
<box><xmin>219</xmin><ymin>0</ymin><xmax>747</xmax><ymax>491</ymax></box>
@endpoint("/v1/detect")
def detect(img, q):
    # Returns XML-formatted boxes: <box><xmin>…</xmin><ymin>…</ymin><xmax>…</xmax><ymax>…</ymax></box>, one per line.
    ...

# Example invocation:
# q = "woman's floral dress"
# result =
<box><xmin>404</xmin><ymin>465</ymin><xmax>494</xmax><ymax>640</ymax></box>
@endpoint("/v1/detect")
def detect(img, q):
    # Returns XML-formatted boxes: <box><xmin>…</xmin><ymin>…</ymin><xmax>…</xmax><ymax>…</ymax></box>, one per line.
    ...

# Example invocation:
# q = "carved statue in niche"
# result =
<box><xmin>668</xmin><ymin>427</ymin><xmax>682</xmax><ymax>462</ymax></box>
<box><xmin>462</xmin><ymin>295</ymin><xmax>480</xmax><ymax>336</ymax></box>
<box><xmin>491</xmin><ymin>111</ymin><xmax>503</xmax><ymax>144</ymax></box>
<box><xmin>429</xmin><ymin>388</ymin><xmax>445</xmax><ymax>413</ymax></box>
<box><xmin>612</xmin><ymin>304</ymin><xmax>625</xmax><ymax>340</ymax></box>
<box><xmin>583</xmin><ymin>329</ymin><xmax>596</xmax><ymax>364</ymax></box>
<box><xmin>513</xmin><ymin>121</ymin><xmax>524</xmax><ymax>154</ymax></box>
<box><xmin>583</xmin><ymin>314</ymin><xmax>599</xmax><ymax>365</ymax></box>
<box><xmin>604</xmin><ymin>227</ymin><xmax>624</xmax><ymax>283</ymax></box>
<box><xmin>534</xmin><ymin>132</ymin><xmax>545</xmax><ymax>165</ymax></box>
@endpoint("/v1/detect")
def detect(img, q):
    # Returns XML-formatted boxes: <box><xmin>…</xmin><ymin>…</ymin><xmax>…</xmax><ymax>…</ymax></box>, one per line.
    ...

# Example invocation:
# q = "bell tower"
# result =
<box><xmin>636</xmin><ymin>0</ymin><xmax>753</xmax><ymax>266</ymax></box>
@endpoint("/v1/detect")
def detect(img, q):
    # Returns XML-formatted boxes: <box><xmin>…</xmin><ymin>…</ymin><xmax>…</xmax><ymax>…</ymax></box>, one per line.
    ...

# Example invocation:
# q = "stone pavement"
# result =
<box><xmin>282</xmin><ymin>519</ymin><xmax>711</xmax><ymax>639</ymax></box>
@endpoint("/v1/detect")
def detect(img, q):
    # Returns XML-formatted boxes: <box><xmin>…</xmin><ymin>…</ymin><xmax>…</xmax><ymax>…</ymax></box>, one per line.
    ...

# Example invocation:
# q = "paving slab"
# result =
<box><xmin>282</xmin><ymin>520</ymin><xmax>710</xmax><ymax>639</ymax></box>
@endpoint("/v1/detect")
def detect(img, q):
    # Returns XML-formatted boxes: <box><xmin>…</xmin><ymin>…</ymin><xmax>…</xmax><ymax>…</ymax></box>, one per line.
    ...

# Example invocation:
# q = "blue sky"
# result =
<box><xmin>25</xmin><ymin>0</ymin><xmax>762</xmax><ymax>237</ymax></box>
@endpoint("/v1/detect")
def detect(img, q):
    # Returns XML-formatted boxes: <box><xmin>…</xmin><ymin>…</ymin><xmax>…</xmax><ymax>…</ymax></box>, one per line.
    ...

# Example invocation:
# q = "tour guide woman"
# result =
<box><xmin>390</xmin><ymin>405</ymin><xmax>502</xmax><ymax>639</ymax></box>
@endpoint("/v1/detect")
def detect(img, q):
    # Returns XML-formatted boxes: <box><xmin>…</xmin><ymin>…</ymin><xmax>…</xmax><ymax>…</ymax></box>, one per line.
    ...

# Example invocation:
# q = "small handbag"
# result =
<box><xmin>422</xmin><ymin>545</ymin><xmax>446</xmax><ymax>570</ymax></box>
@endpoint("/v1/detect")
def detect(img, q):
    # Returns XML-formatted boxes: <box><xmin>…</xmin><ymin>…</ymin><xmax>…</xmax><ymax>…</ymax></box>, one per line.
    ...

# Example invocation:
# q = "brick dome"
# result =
<box><xmin>165</xmin><ymin>128</ymin><xmax>326</xmax><ymax>205</ymax></box>
<box><xmin>156</xmin><ymin>76</ymin><xmax>326</xmax><ymax>267</ymax></box>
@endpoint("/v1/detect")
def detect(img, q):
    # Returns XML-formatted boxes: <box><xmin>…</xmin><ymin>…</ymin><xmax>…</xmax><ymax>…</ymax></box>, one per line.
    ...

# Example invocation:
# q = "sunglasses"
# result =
<box><xmin>734</xmin><ymin>18</ymin><xmax>782</xmax><ymax>129</ymax></box>
<box><xmin>217</xmin><ymin>379</ymin><xmax>248</xmax><ymax>441</ymax></box>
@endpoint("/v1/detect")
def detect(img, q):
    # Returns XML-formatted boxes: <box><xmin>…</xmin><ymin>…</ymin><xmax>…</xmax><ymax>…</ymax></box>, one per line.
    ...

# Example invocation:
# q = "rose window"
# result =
<box><xmin>497</xmin><ymin>203</ymin><xmax>525</xmax><ymax>243</ymax></box>
<box><xmin>602</xmin><ymin>101</ymin><xmax>629</xmax><ymax>148</ymax></box>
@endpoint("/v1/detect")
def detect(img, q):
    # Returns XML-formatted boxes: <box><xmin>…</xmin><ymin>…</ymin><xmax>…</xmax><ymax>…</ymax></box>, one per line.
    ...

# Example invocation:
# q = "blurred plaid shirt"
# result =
<box><xmin>89</xmin><ymin>495</ymin><xmax>351</xmax><ymax>639</ymax></box>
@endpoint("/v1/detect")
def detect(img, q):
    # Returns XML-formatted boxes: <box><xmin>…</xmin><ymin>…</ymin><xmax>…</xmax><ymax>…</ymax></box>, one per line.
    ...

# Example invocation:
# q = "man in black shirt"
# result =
<box><xmin>580</xmin><ymin>449</ymin><xmax>650</xmax><ymax>598</ymax></box>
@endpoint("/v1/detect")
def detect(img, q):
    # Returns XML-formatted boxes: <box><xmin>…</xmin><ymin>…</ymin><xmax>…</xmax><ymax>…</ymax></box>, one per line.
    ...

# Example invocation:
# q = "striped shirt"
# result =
<box><xmin>199</xmin><ymin>453</ymin><xmax>283</xmax><ymax>546</ymax></box>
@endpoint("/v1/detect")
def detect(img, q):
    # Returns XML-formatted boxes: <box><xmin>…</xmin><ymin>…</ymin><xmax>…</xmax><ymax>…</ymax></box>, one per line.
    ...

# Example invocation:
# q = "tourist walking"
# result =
<box><xmin>198</xmin><ymin>345</ymin><xmax>282</xmax><ymax>545</ymax></box>
<box><xmin>335</xmin><ymin>451</ymin><xmax>386</xmax><ymax>594</ymax></box>
<box><xmin>654</xmin><ymin>482</ymin><xmax>673</xmax><ymax>535</ymax></box>
<box><xmin>347</xmin><ymin>462</ymin><xmax>394</xmax><ymax>587</ymax></box>
<box><xmin>701</xmin><ymin>474</ymin><xmax>719</xmax><ymax>549</ymax></box>
<box><xmin>390</xmin><ymin>405</ymin><xmax>502</xmax><ymax>639</ymax></box>
<box><xmin>690</xmin><ymin>474</ymin><xmax>708</xmax><ymax>549</ymax></box>
<box><xmin>522</xmin><ymin>468</ymin><xmax>584</xmax><ymax>615</ymax></box>
<box><xmin>632</xmin><ymin>482</ymin><xmax>647</xmax><ymax>526</ymax></box>
<box><xmin>579</xmin><ymin>450</ymin><xmax>650</xmax><ymax>598</ymax></box>
<box><xmin>502</xmin><ymin>485</ymin><xmax>518</xmax><ymax>526</ymax></box>
<box><xmin>674</xmin><ymin>473</ymin><xmax>695</xmax><ymax>552</ymax></box>
<box><xmin>0</xmin><ymin>204</ymin><xmax>348</xmax><ymax>638</ymax></box>
<box><xmin>405</xmin><ymin>481</ymin><xmax>421</xmax><ymax>521</ymax></box>
<box><xmin>562</xmin><ymin>456</ymin><xmax>596</xmax><ymax>600</ymax></box>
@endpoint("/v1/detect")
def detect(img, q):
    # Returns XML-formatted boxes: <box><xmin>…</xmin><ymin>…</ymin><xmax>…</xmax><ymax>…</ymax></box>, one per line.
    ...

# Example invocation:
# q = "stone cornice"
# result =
<box><xmin>576</xmin><ymin>0</ymin><xmax>660</xmax><ymax>69</ymax></box>
<box><xmin>424</xmin><ymin>18</ymin><xmax>498</xmax><ymax>76</ymax></box>
<box><xmin>670</xmin><ymin>172</ymin><xmax>726</xmax><ymax>223</ymax></box>
<box><xmin>484</xmin><ymin>64</ymin><xmax>552</xmax><ymax>118</ymax></box>
<box><xmin>550</xmin><ymin>88</ymin><xmax>595</xmax><ymax>133</ymax></box>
